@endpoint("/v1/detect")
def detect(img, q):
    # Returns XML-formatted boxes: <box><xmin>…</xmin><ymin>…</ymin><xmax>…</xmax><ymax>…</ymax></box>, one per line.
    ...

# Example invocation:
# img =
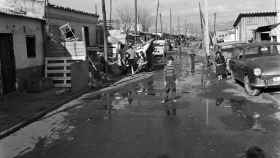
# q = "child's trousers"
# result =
<box><xmin>164</xmin><ymin>77</ymin><xmax>176</xmax><ymax>101</ymax></box>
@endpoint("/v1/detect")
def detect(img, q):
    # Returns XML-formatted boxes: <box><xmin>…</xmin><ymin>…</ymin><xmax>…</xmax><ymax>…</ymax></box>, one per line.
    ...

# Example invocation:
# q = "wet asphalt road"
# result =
<box><xmin>2</xmin><ymin>50</ymin><xmax>280</xmax><ymax>158</ymax></box>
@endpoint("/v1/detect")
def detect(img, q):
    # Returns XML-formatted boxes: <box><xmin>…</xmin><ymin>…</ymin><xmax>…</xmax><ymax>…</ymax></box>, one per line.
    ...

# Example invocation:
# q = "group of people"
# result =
<box><xmin>121</xmin><ymin>45</ymin><xmax>149</xmax><ymax>75</ymax></box>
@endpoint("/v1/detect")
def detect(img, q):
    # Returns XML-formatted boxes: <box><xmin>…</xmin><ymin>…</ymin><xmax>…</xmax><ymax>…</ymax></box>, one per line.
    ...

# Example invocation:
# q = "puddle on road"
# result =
<box><xmin>90</xmin><ymin>78</ymin><xmax>163</xmax><ymax>114</ymax></box>
<box><xmin>0</xmin><ymin>90</ymin><xmax>111</xmax><ymax>158</ymax></box>
<box><xmin>3</xmin><ymin>55</ymin><xmax>280</xmax><ymax>158</ymax></box>
<box><xmin>193</xmin><ymin>94</ymin><xmax>280</xmax><ymax>132</ymax></box>
<box><xmin>0</xmin><ymin>97</ymin><xmax>85</xmax><ymax>158</ymax></box>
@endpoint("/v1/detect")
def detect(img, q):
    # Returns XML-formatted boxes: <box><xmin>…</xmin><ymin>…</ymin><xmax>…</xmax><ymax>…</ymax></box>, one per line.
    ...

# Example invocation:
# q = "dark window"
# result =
<box><xmin>65</xmin><ymin>28</ymin><xmax>75</xmax><ymax>39</ymax></box>
<box><xmin>26</xmin><ymin>35</ymin><xmax>36</xmax><ymax>58</ymax></box>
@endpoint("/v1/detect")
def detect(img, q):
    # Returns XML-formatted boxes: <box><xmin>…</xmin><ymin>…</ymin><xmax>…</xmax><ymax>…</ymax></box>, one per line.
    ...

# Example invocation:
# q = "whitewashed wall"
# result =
<box><xmin>0</xmin><ymin>15</ymin><xmax>44</xmax><ymax>70</ymax></box>
<box><xmin>235</xmin><ymin>15</ymin><xmax>276</xmax><ymax>42</ymax></box>
<box><xmin>46</xmin><ymin>6</ymin><xmax>98</xmax><ymax>46</ymax></box>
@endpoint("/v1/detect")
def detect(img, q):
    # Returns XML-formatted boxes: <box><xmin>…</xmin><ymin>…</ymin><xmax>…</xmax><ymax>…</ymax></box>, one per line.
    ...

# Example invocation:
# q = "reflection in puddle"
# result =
<box><xmin>215</xmin><ymin>98</ymin><xmax>224</xmax><ymax>106</ymax></box>
<box><xmin>99</xmin><ymin>79</ymin><xmax>157</xmax><ymax>113</ymax></box>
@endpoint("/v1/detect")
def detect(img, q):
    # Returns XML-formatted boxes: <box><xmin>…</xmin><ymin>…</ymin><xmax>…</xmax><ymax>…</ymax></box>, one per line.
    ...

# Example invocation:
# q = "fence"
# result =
<box><xmin>45</xmin><ymin>57</ymin><xmax>74</xmax><ymax>88</ymax></box>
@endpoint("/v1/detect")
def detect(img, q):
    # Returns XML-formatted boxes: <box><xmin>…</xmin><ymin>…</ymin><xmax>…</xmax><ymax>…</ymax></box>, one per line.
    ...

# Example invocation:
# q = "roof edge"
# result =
<box><xmin>48</xmin><ymin>3</ymin><xmax>99</xmax><ymax>18</ymax></box>
<box><xmin>0</xmin><ymin>10</ymin><xmax>44</xmax><ymax>21</ymax></box>
<box><xmin>233</xmin><ymin>11</ymin><xmax>277</xmax><ymax>27</ymax></box>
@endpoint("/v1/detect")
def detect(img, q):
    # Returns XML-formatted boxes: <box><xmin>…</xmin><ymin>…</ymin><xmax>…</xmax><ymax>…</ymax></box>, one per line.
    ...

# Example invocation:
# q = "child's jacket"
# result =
<box><xmin>164</xmin><ymin>63</ymin><xmax>176</xmax><ymax>80</ymax></box>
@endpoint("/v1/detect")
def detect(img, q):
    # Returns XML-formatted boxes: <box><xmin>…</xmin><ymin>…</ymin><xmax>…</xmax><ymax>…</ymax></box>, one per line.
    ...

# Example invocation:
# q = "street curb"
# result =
<box><xmin>262</xmin><ymin>93</ymin><xmax>280</xmax><ymax>108</ymax></box>
<box><xmin>0</xmin><ymin>72</ymin><xmax>154</xmax><ymax>139</ymax></box>
<box><xmin>0</xmin><ymin>89</ymin><xmax>89</xmax><ymax>140</ymax></box>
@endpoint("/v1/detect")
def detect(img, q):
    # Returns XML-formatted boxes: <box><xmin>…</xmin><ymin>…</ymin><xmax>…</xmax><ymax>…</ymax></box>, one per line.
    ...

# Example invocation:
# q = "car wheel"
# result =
<box><xmin>244</xmin><ymin>76</ymin><xmax>261</xmax><ymax>96</ymax></box>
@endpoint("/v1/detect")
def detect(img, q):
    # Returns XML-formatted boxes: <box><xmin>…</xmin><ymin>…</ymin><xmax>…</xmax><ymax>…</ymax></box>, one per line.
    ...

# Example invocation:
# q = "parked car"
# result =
<box><xmin>229</xmin><ymin>42</ymin><xmax>280</xmax><ymax>96</ymax></box>
<box><xmin>152</xmin><ymin>40</ymin><xmax>167</xmax><ymax>67</ymax></box>
<box><xmin>219</xmin><ymin>42</ymin><xmax>248</xmax><ymax>74</ymax></box>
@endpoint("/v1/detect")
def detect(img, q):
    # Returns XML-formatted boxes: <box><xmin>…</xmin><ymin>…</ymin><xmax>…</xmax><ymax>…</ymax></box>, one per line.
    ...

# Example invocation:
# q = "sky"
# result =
<box><xmin>49</xmin><ymin>0</ymin><xmax>277</xmax><ymax>32</ymax></box>
<box><xmin>0</xmin><ymin>0</ymin><xmax>277</xmax><ymax>32</ymax></box>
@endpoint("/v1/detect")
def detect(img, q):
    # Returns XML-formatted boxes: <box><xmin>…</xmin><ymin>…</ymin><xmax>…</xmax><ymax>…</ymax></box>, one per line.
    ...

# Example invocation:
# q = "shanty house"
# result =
<box><xmin>254</xmin><ymin>23</ymin><xmax>280</xmax><ymax>42</ymax></box>
<box><xmin>233</xmin><ymin>11</ymin><xmax>277</xmax><ymax>42</ymax></box>
<box><xmin>46</xmin><ymin>4</ymin><xmax>99</xmax><ymax>48</ymax></box>
<box><xmin>44</xmin><ymin>4</ymin><xmax>99</xmax><ymax>90</ymax></box>
<box><xmin>0</xmin><ymin>9</ymin><xmax>45</xmax><ymax>94</ymax></box>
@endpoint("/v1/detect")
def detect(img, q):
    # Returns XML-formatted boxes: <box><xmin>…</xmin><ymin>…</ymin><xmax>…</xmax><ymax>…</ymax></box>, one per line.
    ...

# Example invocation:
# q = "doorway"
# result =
<box><xmin>260</xmin><ymin>33</ymin><xmax>270</xmax><ymax>41</ymax></box>
<box><xmin>0</xmin><ymin>33</ymin><xmax>16</xmax><ymax>94</ymax></box>
<box><xmin>83</xmin><ymin>26</ymin><xmax>90</xmax><ymax>47</ymax></box>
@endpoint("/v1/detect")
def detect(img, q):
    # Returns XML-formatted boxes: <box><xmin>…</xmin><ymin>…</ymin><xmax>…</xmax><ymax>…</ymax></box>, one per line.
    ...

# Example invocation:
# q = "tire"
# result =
<box><xmin>244</xmin><ymin>76</ymin><xmax>261</xmax><ymax>96</ymax></box>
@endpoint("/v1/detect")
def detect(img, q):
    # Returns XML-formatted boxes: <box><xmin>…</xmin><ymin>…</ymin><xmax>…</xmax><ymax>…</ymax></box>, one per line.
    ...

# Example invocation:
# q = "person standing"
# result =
<box><xmin>162</xmin><ymin>56</ymin><xmax>177</xmax><ymax>104</ymax></box>
<box><xmin>189</xmin><ymin>51</ymin><xmax>196</xmax><ymax>74</ymax></box>
<box><xmin>121</xmin><ymin>53</ymin><xmax>130</xmax><ymax>74</ymax></box>
<box><xmin>215</xmin><ymin>50</ymin><xmax>226</xmax><ymax>80</ymax></box>
<box><xmin>146</xmin><ymin>41</ymin><xmax>155</xmax><ymax>71</ymax></box>
<box><xmin>135</xmin><ymin>51</ymin><xmax>147</xmax><ymax>73</ymax></box>
<box><xmin>126</xmin><ymin>45</ymin><xmax>136</xmax><ymax>75</ymax></box>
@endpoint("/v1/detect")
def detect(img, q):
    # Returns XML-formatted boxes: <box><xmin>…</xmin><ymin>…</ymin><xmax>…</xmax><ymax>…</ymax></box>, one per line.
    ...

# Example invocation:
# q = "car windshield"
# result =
<box><xmin>244</xmin><ymin>45</ymin><xmax>279</xmax><ymax>58</ymax></box>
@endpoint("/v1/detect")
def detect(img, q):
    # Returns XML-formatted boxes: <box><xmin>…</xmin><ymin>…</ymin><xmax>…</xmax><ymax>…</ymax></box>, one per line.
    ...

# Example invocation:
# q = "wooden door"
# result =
<box><xmin>0</xmin><ymin>34</ymin><xmax>16</xmax><ymax>94</ymax></box>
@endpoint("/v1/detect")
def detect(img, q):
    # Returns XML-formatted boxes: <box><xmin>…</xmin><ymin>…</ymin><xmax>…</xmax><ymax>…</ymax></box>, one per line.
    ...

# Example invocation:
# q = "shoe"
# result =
<box><xmin>172</xmin><ymin>109</ymin><xmax>176</xmax><ymax>115</ymax></box>
<box><xmin>161</xmin><ymin>100</ymin><xmax>166</xmax><ymax>104</ymax></box>
<box><xmin>166</xmin><ymin>110</ymin><xmax>170</xmax><ymax>116</ymax></box>
<box><xmin>173</xmin><ymin>99</ymin><xmax>177</xmax><ymax>103</ymax></box>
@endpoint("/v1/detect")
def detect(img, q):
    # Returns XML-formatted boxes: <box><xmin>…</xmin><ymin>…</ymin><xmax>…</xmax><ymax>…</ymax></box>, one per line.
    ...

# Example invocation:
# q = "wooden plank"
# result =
<box><xmin>46</xmin><ymin>63</ymin><xmax>72</xmax><ymax>67</ymax></box>
<box><xmin>46</xmin><ymin>70</ymin><xmax>71</xmax><ymax>73</ymax></box>
<box><xmin>54</xmin><ymin>83</ymin><xmax>72</xmax><ymax>88</ymax></box>
<box><xmin>70</xmin><ymin>56</ymin><xmax>86</xmax><ymax>60</ymax></box>
<box><xmin>45</xmin><ymin>56</ymin><xmax>76</xmax><ymax>88</ymax></box>
<box><xmin>50</xmin><ymin>77</ymin><xmax>71</xmax><ymax>80</ymax></box>
<box><xmin>46</xmin><ymin>57</ymin><xmax>73</xmax><ymax>61</ymax></box>
<box><xmin>45</xmin><ymin>59</ymin><xmax>48</xmax><ymax>78</ymax></box>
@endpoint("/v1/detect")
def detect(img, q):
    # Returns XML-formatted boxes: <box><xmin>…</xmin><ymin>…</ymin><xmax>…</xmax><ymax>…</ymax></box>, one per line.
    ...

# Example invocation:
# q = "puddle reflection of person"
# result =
<box><xmin>104</xmin><ymin>93</ymin><xmax>113</xmax><ymax>119</ymax></box>
<box><xmin>215</xmin><ymin>98</ymin><xmax>224</xmax><ymax>106</ymax></box>
<box><xmin>165</xmin><ymin>103</ymin><xmax>176</xmax><ymax>116</ymax></box>
<box><xmin>127</xmin><ymin>91</ymin><xmax>133</xmax><ymax>104</ymax></box>
<box><xmin>145</xmin><ymin>80</ymin><xmax>155</xmax><ymax>96</ymax></box>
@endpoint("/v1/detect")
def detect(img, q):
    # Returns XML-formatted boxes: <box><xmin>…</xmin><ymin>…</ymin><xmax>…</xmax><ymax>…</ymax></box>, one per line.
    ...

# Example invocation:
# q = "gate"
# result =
<box><xmin>0</xmin><ymin>33</ymin><xmax>16</xmax><ymax>94</ymax></box>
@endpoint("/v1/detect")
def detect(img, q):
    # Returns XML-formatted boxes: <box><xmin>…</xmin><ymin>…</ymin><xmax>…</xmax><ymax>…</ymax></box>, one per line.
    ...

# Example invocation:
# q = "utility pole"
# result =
<box><xmin>134</xmin><ymin>0</ymin><xmax>138</xmax><ymax>35</ymax></box>
<box><xmin>170</xmin><ymin>8</ymin><xmax>172</xmax><ymax>34</ymax></box>
<box><xmin>213</xmin><ymin>12</ymin><xmax>216</xmax><ymax>36</ymax></box>
<box><xmin>203</xmin><ymin>0</ymin><xmax>210</xmax><ymax>126</ymax></box>
<box><xmin>155</xmin><ymin>0</ymin><xmax>160</xmax><ymax>34</ymax></box>
<box><xmin>44</xmin><ymin>0</ymin><xmax>48</xmax><ymax>18</ymax></box>
<box><xmin>160</xmin><ymin>13</ymin><xmax>163</xmax><ymax>33</ymax></box>
<box><xmin>204</xmin><ymin>0</ymin><xmax>210</xmax><ymax>56</ymax></box>
<box><xmin>275</xmin><ymin>0</ymin><xmax>277</xmax><ymax>11</ymax></box>
<box><xmin>43</xmin><ymin>0</ymin><xmax>49</xmax><ymax>61</ymax></box>
<box><xmin>101</xmin><ymin>0</ymin><xmax>108</xmax><ymax>67</ymax></box>
<box><xmin>177</xmin><ymin>16</ymin><xmax>180</xmax><ymax>35</ymax></box>
<box><xmin>95</xmin><ymin>4</ymin><xmax>98</xmax><ymax>14</ymax></box>
<box><xmin>109</xmin><ymin>0</ymin><xmax>112</xmax><ymax>22</ymax></box>
<box><xmin>184</xmin><ymin>20</ymin><xmax>187</xmax><ymax>36</ymax></box>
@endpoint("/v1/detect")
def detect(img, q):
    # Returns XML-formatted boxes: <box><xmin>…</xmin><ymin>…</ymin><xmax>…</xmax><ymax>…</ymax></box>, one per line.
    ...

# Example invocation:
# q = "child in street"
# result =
<box><xmin>162</xmin><ymin>56</ymin><xmax>177</xmax><ymax>104</ymax></box>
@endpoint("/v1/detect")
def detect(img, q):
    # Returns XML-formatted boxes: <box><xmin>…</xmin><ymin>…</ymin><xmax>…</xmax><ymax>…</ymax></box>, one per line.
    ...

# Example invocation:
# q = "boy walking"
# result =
<box><xmin>162</xmin><ymin>56</ymin><xmax>177</xmax><ymax>104</ymax></box>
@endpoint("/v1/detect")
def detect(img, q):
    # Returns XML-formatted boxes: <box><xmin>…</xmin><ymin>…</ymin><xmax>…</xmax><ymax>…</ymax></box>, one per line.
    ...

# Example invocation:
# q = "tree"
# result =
<box><xmin>116</xmin><ymin>5</ymin><xmax>153</xmax><ymax>33</ymax></box>
<box><xmin>116</xmin><ymin>5</ymin><xmax>134</xmax><ymax>33</ymax></box>
<box><xmin>138</xmin><ymin>8</ymin><xmax>153</xmax><ymax>32</ymax></box>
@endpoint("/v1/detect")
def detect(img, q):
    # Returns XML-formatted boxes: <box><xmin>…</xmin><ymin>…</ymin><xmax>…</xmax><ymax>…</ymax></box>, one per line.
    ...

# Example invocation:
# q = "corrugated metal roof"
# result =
<box><xmin>48</xmin><ymin>3</ymin><xmax>99</xmax><ymax>18</ymax></box>
<box><xmin>0</xmin><ymin>7</ymin><xmax>44</xmax><ymax>21</ymax></box>
<box><xmin>255</xmin><ymin>23</ymin><xmax>280</xmax><ymax>32</ymax></box>
<box><xmin>0</xmin><ymin>2</ymin><xmax>100</xmax><ymax>21</ymax></box>
<box><xmin>233</xmin><ymin>11</ymin><xmax>277</xmax><ymax>27</ymax></box>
